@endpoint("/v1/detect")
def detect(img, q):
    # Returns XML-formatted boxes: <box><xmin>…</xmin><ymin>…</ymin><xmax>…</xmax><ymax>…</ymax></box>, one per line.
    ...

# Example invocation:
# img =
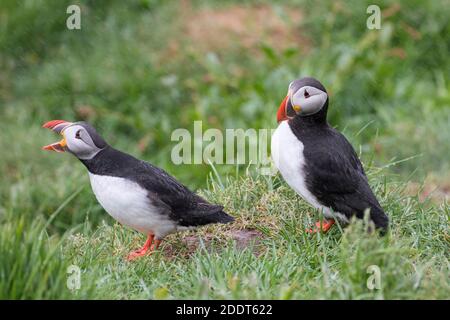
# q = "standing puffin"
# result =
<box><xmin>42</xmin><ymin>120</ymin><xmax>234</xmax><ymax>260</ymax></box>
<box><xmin>271</xmin><ymin>77</ymin><xmax>389</xmax><ymax>234</ymax></box>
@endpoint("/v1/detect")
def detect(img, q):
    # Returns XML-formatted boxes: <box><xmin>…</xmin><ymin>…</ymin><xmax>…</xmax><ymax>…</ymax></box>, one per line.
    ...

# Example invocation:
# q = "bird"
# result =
<box><xmin>271</xmin><ymin>77</ymin><xmax>389</xmax><ymax>234</ymax></box>
<box><xmin>42</xmin><ymin>120</ymin><xmax>234</xmax><ymax>260</ymax></box>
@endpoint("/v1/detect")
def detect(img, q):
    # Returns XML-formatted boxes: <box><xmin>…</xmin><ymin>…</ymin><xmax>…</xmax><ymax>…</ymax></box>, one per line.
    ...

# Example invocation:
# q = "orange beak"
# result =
<box><xmin>42</xmin><ymin>120</ymin><xmax>73</xmax><ymax>152</ymax></box>
<box><xmin>277</xmin><ymin>95</ymin><xmax>289</xmax><ymax>123</ymax></box>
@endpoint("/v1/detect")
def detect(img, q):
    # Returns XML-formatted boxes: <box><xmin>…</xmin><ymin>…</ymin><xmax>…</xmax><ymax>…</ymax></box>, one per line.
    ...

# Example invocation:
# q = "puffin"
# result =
<box><xmin>271</xmin><ymin>77</ymin><xmax>389</xmax><ymax>234</ymax></box>
<box><xmin>42</xmin><ymin>120</ymin><xmax>234</xmax><ymax>260</ymax></box>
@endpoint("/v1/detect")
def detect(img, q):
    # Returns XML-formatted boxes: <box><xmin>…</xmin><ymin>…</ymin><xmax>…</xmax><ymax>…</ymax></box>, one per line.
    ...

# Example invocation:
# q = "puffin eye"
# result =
<box><xmin>75</xmin><ymin>130</ymin><xmax>82</xmax><ymax>139</ymax></box>
<box><xmin>304</xmin><ymin>89</ymin><xmax>310</xmax><ymax>98</ymax></box>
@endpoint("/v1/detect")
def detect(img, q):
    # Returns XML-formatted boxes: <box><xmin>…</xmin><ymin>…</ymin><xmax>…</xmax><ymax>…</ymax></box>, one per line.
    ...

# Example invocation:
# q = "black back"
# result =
<box><xmin>287</xmin><ymin>90</ymin><xmax>389</xmax><ymax>231</ymax></box>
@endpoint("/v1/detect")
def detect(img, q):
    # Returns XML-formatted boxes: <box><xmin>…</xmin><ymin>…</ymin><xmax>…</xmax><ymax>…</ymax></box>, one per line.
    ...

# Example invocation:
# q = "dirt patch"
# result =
<box><xmin>229</xmin><ymin>229</ymin><xmax>263</xmax><ymax>249</ymax></box>
<box><xmin>163</xmin><ymin>228</ymin><xmax>265</xmax><ymax>258</ymax></box>
<box><xmin>174</xmin><ymin>2</ymin><xmax>309</xmax><ymax>56</ymax></box>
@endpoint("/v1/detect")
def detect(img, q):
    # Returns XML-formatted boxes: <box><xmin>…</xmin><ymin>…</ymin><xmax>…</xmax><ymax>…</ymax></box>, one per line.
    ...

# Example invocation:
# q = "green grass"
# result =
<box><xmin>0</xmin><ymin>167</ymin><xmax>448</xmax><ymax>299</ymax></box>
<box><xmin>0</xmin><ymin>0</ymin><xmax>449</xmax><ymax>299</ymax></box>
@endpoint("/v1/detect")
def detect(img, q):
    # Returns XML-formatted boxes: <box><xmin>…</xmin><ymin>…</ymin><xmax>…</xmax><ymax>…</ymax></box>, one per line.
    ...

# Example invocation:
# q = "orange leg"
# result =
<box><xmin>127</xmin><ymin>233</ymin><xmax>154</xmax><ymax>261</ymax></box>
<box><xmin>306</xmin><ymin>219</ymin><xmax>335</xmax><ymax>234</ymax></box>
<box><xmin>150</xmin><ymin>239</ymin><xmax>162</xmax><ymax>251</ymax></box>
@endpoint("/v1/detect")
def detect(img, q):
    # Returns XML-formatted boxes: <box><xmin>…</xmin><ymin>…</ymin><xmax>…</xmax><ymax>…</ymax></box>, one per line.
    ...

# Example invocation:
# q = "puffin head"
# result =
<box><xmin>42</xmin><ymin>120</ymin><xmax>107</xmax><ymax>160</ymax></box>
<box><xmin>277</xmin><ymin>77</ymin><xmax>328</xmax><ymax>123</ymax></box>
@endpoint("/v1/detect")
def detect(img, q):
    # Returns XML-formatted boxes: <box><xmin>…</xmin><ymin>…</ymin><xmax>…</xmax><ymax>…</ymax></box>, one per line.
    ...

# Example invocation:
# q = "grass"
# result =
<box><xmin>0</xmin><ymin>0</ymin><xmax>449</xmax><ymax>299</ymax></box>
<box><xmin>0</xmin><ymin>166</ymin><xmax>448</xmax><ymax>299</ymax></box>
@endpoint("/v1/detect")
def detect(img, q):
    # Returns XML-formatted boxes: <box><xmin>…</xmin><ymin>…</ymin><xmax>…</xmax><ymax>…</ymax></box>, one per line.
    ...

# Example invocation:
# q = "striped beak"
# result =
<box><xmin>276</xmin><ymin>95</ymin><xmax>289</xmax><ymax>123</ymax></box>
<box><xmin>277</xmin><ymin>93</ymin><xmax>301</xmax><ymax>123</ymax></box>
<box><xmin>42</xmin><ymin>120</ymin><xmax>73</xmax><ymax>152</ymax></box>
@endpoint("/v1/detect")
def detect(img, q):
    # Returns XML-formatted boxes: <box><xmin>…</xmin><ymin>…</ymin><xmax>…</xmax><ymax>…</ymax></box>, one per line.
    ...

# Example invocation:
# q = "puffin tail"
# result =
<box><xmin>213</xmin><ymin>210</ymin><xmax>235</xmax><ymax>224</ymax></box>
<box><xmin>199</xmin><ymin>205</ymin><xmax>234</xmax><ymax>224</ymax></box>
<box><xmin>185</xmin><ymin>203</ymin><xmax>234</xmax><ymax>226</ymax></box>
<box><xmin>370</xmin><ymin>207</ymin><xmax>389</xmax><ymax>235</ymax></box>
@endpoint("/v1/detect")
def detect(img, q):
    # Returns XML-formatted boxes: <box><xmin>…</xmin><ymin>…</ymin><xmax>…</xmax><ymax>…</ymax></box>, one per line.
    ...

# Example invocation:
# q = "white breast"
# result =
<box><xmin>88</xmin><ymin>173</ymin><xmax>177</xmax><ymax>238</ymax></box>
<box><xmin>271</xmin><ymin>121</ymin><xmax>346</xmax><ymax>221</ymax></box>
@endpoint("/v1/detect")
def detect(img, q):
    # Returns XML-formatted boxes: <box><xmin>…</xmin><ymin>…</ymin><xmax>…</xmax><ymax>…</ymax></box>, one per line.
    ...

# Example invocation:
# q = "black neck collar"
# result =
<box><xmin>79</xmin><ymin>146</ymin><xmax>133</xmax><ymax>175</ymax></box>
<box><xmin>288</xmin><ymin>99</ymin><xmax>329</xmax><ymax>129</ymax></box>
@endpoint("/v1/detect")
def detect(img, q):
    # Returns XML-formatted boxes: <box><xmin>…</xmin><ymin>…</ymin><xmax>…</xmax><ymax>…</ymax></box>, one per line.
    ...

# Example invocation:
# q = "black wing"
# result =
<box><xmin>133</xmin><ymin>160</ymin><xmax>233</xmax><ymax>226</ymax></box>
<box><xmin>304</xmin><ymin>129</ymin><xmax>388</xmax><ymax>229</ymax></box>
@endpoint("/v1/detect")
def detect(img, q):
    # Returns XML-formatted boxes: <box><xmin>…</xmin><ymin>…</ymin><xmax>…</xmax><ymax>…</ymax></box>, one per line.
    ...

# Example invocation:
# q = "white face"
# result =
<box><xmin>289</xmin><ymin>84</ymin><xmax>328</xmax><ymax>116</ymax></box>
<box><xmin>63</xmin><ymin>125</ymin><xmax>102</xmax><ymax>160</ymax></box>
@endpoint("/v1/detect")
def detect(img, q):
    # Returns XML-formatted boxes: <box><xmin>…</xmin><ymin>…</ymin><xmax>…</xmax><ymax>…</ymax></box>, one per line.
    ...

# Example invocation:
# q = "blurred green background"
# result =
<box><xmin>1</xmin><ymin>0</ymin><xmax>449</xmax><ymax>187</ymax></box>
<box><xmin>0</xmin><ymin>0</ymin><xmax>449</xmax><ymax>300</ymax></box>
<box><xmin>1</xmin><ymin>0</ymin><xmax>449</xmax><ymax>221</ymax></box>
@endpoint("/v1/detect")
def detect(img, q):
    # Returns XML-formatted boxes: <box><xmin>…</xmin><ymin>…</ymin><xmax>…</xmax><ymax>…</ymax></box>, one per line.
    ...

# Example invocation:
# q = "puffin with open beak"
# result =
<box><xmin>271</xmin><ymin>77</ymin><xmax>389</xmax><ymax>234</ymax></box>
<box><xmin>42</xmin><ymin>120</ymin><xmax>234</xmax><ymax>260</ymax></box>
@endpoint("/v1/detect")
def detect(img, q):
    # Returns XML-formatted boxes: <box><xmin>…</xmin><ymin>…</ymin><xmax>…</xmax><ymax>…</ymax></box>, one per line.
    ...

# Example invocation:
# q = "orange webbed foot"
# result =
<box><xmin>306</xmin><ymin>219</ymin><xmax>335</xmax><ymax>234</ymax></box>
<box><xmin>127</xmin><ymin>248</ymin><xmax>149</xmax><ymax>261</ymax></box>
<box><xmin>126</xmin><ymin>233</ymin><xmax>157</xmax><ymax>261</ymax></box>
